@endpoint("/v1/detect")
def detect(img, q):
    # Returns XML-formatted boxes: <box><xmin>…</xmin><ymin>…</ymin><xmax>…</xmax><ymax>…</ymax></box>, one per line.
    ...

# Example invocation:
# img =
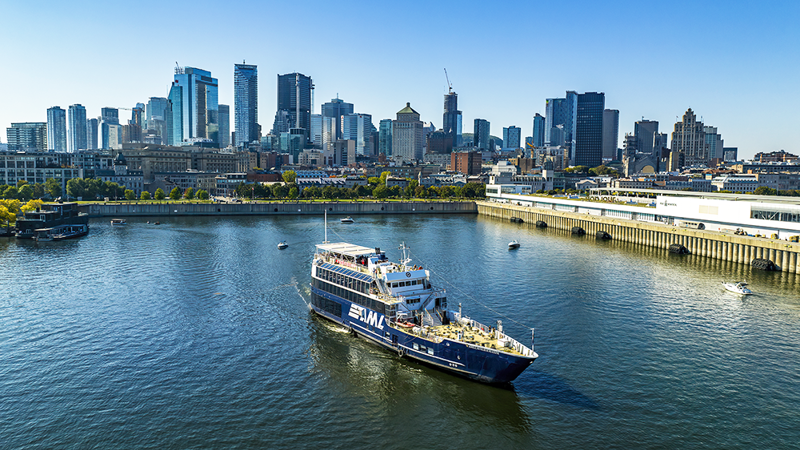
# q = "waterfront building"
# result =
<box><xmin>601</xmin><ymin>109</ymin><xmax>619</xmax><ymax>160</ymax></box>
<box><xmin>392</xmin><ymin>103</ymin><xmax>424</xmax><ymax>163</ymax></box>
<box><xmin>86</xmin><ymin>118</ymin><xmax>98</xmax><ymax>150</ymax></box>
<box><xmin>6</xmin><ymin>122</ymin><xmax>47</xmax><ymax>152</ymax></box>
<box><xmin>321</xmin><ymin>97</ymin><xmax>354</xmax><ymax>140</ymax></box>
<box><xmin>442</xmin><ymin>91</ymin><xmax>461</xmax><ymax>147</ymax></box>
<box><xmin>67</xmin><ymin>104</ymin><xmax>87</xmax><ymax>153</ymax></box>
<box><xmin>474</xmin><ymin>119</ymin><xmax>490</xmax><ymax>150</ymax></box>
<box><xmin>378</xmin><ymin>119</ymin><xmax>392</xmax><ymax>156</ymax></box>
<box><xmin>574</xmin><ymin>92</ymin><xmax>605</xmax><ymax>167</ymax></box>
<box><xmin>503</xmin><ymin>126</ymin><xmax>521</xmax><ymax>150</ymax></box>
<box><xmin>234</xmin><ymin>63</ymin><xmax>258</xmax><ymax>147</ymax></box>
<box><xmin>274</xmin><ymin>72</ymin><xmax>313</xmax><ymax>139</ymax></box>
<box><xmin>671</xmin><ymin>108</ymin><xmax>709</xmax><ymax>167</ymax></box>
<box><xmin>532</xmin><ymin>114</ymin><xmax>545</xmax><ymax>148</ymax></box>
<box><xmin>218</xmin><ymin>104</ymin><xmax>231</xmax><ymax>148</ymax></box>
<box><xmin>341</xmin><ymin>113</ymin><xmax>374</xmax><ymax>155</ymax></box>
<box><xmin>0</xmin><ymin>150</ymin><xmax>80</xmax><ymax>191</ymax></box>
<box><xmin>47</xmin><ymin>106</ymin><xmax>67</xmax><ymax>152</ymax></box>
<box><xmin>171</xmin><ymin>66</ymin><xmax>219</xmax><ymax>144</ymax></box>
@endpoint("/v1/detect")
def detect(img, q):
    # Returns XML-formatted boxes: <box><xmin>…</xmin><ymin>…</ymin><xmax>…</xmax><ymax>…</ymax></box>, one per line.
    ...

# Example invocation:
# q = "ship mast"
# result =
<box><xmin>398</xmin><ymin>242</ymin><xmax>412</xmax><ymax>269</ymax></box>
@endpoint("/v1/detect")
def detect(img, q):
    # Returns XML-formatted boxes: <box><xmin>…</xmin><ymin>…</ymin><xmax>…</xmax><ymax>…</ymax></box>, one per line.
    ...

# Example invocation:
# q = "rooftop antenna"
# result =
<box><xmin>444</xmin><ymin>68</ymin><xmax>453</xmax><ymax>94</ymax></box>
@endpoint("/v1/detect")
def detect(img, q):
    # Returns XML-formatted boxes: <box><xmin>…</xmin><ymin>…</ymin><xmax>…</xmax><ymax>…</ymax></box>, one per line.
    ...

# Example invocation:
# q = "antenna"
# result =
<box><xmin>444</xmin><ymin>68</ymin><xmax>453</xmax><ymax>94</ymax></box>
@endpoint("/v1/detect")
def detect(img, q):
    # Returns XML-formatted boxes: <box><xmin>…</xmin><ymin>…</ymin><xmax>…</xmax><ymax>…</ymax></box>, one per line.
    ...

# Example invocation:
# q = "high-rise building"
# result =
<box><xmin>218</xmin><ymin>104</ymin><xmax>231</xmax><ymax>148</ymax></box>
<box><xmin>670</xmin><ymin>108</ymin><xmax>709</xmax><ymax>167</ymax></box>
<box><xmin>545</xmin><ymin>92</ymin><xmax>578</xmax><ymax>152</ymax></box>
<box><xmin>704</xmin><ymin>126</ymin><xmax>724</xmax><ymax>160</ymax></box>
<box><xmin>392</xmin><ymin>102</ymin><xmax>423</xmax><ymax>162</ymax></box>
<box><xmin>321</xmin><ymin>97</ymin><xmax>354</xmax><ymax>140</ymax></box>
<box><xmin>601</xmin><ymin>109</ymin><xmax>619</xmax><ymax>161</ymax></box>
<box><xmin>67</xmin><ymin>104</ymin><xmax>87</xmax><ymax>153</ymax></box>
<box><xmin>342</xmin><ymin>113</ymin><xmax>374</xmax><ymax>155</ymax></box>
<box><xmin>503</xmin><ymin>126</ymin><xmax>521</xmax><ymax>150</ymax></box>
<box><xmin>145</xmin><ymin>97</ymin><xmax>169</xmax><ymax>141</ymax></box>
<box><xmin>310</xmin><ymin>114</ymin><xmax>323</xmax><ymax>148</ymax></box>
<box><xmin>100</xmin><ymin>107</ymin><xmax>119</xmax><ymax>149</ymax></box>
<box><xmin>234</xmin><ymin>63</ymin><xmax>258</xmax><ymax>147</ymax></box>
<box><xmin>474</xmin><ymin>119</ymin><xmax>490</xmax><ymax>150</ymax></box>
<box><xmin>442</xmin><ymin>91</ymin><xmax>461</xmax><ymax>147</ymax></box>
<box><xmin>172</xmin><ymin>66</ymin><xmax>219</xmax><ymax>143</ymax></box>
<box><xmin>6</xmin><ymin>123</ymin><xmax>47</xmax><ymax>151</ymax></box>
<box><xmin>634</xmin><ymin>120</ymin><xmax>659</xmax><ymax>157</ymax></box>
<box><xmin>274</xmin><ymin>73</ymin><xmax>312</xmax><ymax>138</ymax></box>
<box><xmin>47</xmin><ymin>106</ymin><xmax>67</xmax><ymax>152</ymax></box>
<box><xmin>378</xmin><ymin>119</ymin><xmax>393</xmax><ymax>156</ymax></box>
<box><xmin>86</xmin><ymin>118</ymin><xmax>98</xmax><ymax>150</ymax></box>
<box><xmin>167</xmin><ymin>83</ymin><xmax>183</xmax><ymax>145</ymax></box>
<box><xmin>532</xmin><ymin>114</ymin><xmax>545</xmax><ymax>148</ymax></box>
<box><xmin>574</xmin><ymin>92</ymin><xmax>605</xmax><ymax>167</ymax></box>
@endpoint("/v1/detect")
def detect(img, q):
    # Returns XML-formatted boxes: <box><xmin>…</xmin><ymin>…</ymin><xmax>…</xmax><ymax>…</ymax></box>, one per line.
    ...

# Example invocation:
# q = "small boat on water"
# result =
<box><xmin>722</xmin><ymin>281</ymin><xmax>752</xmax><ymax>295</ymax></box>
<box><xmin>111</xmin><ymin>218</ymin><xmax>127</xmax><ymax>225</ymax></box>
<box><xmin>277</xmin><ymin>241</ymin><xmax>288</xmax><ymax>250</ymax></box>
<box><xmin>340</xmin><ymin>216</ymin><xmax>354</xmax><ymax>224</ymax></box>
<box><xmin>508</xmin><ymin>240</ymin><xmax>520</xmax><ymax>249</ymax></box>
<box><xmin>33</xmin><ymin>224</ymin><xmax>89</xmax><ymax>242</ymax></box>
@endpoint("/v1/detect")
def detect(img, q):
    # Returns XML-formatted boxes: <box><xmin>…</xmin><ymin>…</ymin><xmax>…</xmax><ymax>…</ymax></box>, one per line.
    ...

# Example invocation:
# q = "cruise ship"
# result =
<box><xmin>309</xmin><ymin>242</ymin><xmax>538</xmax><ymax>383</ymax></box>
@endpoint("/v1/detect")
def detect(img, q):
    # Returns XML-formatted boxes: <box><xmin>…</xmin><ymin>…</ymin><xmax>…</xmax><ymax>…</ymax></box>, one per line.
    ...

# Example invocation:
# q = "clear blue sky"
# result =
<box><xmin>1</xmin><ymin>0</ymin><xmax>798</xmax><ymax>158</ymax></box>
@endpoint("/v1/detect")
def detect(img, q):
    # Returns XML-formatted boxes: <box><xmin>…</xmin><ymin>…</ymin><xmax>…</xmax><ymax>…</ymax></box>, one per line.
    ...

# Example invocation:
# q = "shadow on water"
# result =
<box><xmin>514</xmin><ymin>369</ymin><xmax>600</xmax><ymax>410</ymax></box>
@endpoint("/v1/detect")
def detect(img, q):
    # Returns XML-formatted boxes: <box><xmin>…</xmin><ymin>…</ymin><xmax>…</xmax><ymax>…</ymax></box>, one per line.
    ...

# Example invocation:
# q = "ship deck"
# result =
<box><xmin>394</xmin><ymin>321</ymin><xmax>529</xmax><ymax>357</ymax></box>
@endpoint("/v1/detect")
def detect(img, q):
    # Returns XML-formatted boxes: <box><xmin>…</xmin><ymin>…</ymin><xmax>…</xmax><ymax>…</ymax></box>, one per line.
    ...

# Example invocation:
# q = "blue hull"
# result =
<box><xmin>310</xmin><ymin>286</ymin><xmax>534</xmax><ymax>384</ymax></box>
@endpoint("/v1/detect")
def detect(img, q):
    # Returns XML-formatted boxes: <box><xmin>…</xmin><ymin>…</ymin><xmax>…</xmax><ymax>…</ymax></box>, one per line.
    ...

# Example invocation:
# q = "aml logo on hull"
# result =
<box><xmin>348</xmin><ymin>304</ymin><xmax>385</xmax><ymax>330</ymax></box>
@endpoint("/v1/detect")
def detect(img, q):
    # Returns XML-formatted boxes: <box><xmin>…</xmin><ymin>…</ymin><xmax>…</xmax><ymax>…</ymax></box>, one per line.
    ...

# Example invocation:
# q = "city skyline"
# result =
<box><xmin>1</xmin><ymin>0</ymin><xmax>798</xmax><ymax>158</ymax></box>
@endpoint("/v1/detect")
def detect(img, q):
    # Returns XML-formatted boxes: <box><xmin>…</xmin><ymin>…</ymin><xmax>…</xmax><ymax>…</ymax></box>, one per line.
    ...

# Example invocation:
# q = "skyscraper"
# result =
<box><xmin>321</xmin><ymin>97</ymin><xmax>354</xmax><ymax>140</ymax></box>
<box><xmin>86</xmin><ymin>118</ymin><xmax>98</xmax><ymax>150</ymax></box>
<box><xmin>634</xmin><ymin>120</ymin><xmax>659</xmax><ymax>157</ymax></box>
<box><xmin>342</xmin><ymin>113</ymin><xmax>374</xmax><ymax>155</ymax></box>
<box><xmin>234</xmin><ymin>63</ymin><xmax>258</xmax><ymax>147</ymax></box>
<box><xmin>442</xmin><ymin>91</ymin><xmax>461</xmax><ymax>147</ymax></box>
<box><xmin>574</xmin><ymin>92</ymin><xmax>605</xmax><ymax>167</ymax></box>
<box><xmin>532</xmin><ymin>114</ymin><xmax>545</xmax><ymax>148</ymax></box>
<box><xmin>67</xmin><ymin>104</ymin><xmax>87</xmax><ymax>153</ymax></box>
<box><xmin>392</xmin><ymin>102</ymin><xmax>423</xmax><ymax>162</ymax></box>
<box><xmin>704</xmin><ymin>126</ymin><xmax>724</xmax><ymax>160</ymax></box>
<box><xmin>670</xmin><ymin>108</ymin><xmax>709</xmax><ymax>166</ymax></box>
<box><xmin>172</xmin><ymin>66</ymin><xmax>219</xmax><ymax>143</ymax></box>
<box><xmin>602</xmin><ymin>109</ymin><xmax>619</xmax><ymax>160</ymax></box>
<box><xmin>167</xmin><ymin>82</ymin><xmax>182</xmax><ymax>145</ymax></box>
<box><xmin>145</xmin><ymin>97</ymin><xmax>169</xmax><ymax>141</ymax></box>
<box><xmin>47</xmin><ymin>106</ymin><xmax>67</xmax><ymax>152</ymax></box>
<box><xmin>219</xmin><ymin>104</ymin><xmax>231</xmax><ymax>148</ymax></box>
<box><xmin>101</xmin><ymin>107</ymin><xmax>119</xmax><ymax>149</ymax></box>
<box><xmin>6</xmin><ymin>123</ymin><xmax>47</xmax><ymax>151</ymax></box>
<box><xmin>474</xmin><ymin>119</ymin><xmax>490</xmax><ymax>150</ymax></box>
<box><xmin>379</xmin><ymin>119</ymin><xmax>393</xmax><ymax>156</ymax></box>
<box><xmin>503</xmin><ymin>126</ymin><xmax>521</xmax><ymax>150</ymax></box>
<box><xmin>273</xmin><ymin>73</ymin><xmax>312</xmax><ymax>137</ymax></box>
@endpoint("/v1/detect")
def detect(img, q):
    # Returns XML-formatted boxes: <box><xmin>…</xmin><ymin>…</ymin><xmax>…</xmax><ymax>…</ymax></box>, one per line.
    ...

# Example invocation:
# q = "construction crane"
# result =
<box><xmin>444</xmin><ymin>68</ymin><xmax>453</xmax><ymax>94</ymax></box>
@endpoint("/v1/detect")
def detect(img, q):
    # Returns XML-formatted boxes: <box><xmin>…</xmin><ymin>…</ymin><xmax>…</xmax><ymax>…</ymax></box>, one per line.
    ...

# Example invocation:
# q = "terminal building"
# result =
<box><xmin>485</xmin><ymin>185</ymin><xmax>800</xmax><ymax>239</ymax></box>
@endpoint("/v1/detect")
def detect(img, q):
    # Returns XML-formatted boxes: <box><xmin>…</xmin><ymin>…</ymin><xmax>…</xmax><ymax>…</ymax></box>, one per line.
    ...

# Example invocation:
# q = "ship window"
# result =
<box><xmin>420</xmin><ymin>346</ymin><xmax>427</xmax><ymax>352</ymax></box>
<box><xmin>427</xmin><ymin>347</ymin><xmax>434</xmax><ymax>355</ymax></box>
<box><xmin>413</xmin><ymin>343</ymin><xmax>419</xmax><ymax>351</ymax></box>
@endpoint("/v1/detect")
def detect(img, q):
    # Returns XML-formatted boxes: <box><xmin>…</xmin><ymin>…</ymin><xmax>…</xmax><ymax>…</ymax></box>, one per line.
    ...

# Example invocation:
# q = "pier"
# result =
<box><xmin>477</xmin><ymin>200</ymin><xmax>800</xmax><ymax>274</ymax></box>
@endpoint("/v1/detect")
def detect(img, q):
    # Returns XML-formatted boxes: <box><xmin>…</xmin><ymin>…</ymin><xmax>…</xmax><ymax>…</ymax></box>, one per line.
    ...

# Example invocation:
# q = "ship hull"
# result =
<box><xmin>309</xmin><ymin>286</ymin><xmax>534</xmax><ymax>384</ymax></box>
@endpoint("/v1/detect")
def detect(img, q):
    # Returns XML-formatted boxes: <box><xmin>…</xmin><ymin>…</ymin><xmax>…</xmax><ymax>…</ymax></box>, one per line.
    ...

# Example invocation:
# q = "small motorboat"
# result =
<box><xmin>111</xmin><ymin>218</ymin><xmax>127</xmax><ymax>225</ymax></box>
<box><xmin>508</xmin><ymin>240</ymin><xmax>520</xmax><ymax>250</ymax></box>
<box><xmin>722</xmin><ymin>281</ymin><xmax>752</xmax><ymax>295</ymax></box>
<box><xmin>277</xmin><ymin>241</ymin><xmax>288</xmax><ymax>250</ymax></box>
<box><xmin>340</xmin><ymin>216</ymin><xmax>354</xmax><ymax>224</ymax></box>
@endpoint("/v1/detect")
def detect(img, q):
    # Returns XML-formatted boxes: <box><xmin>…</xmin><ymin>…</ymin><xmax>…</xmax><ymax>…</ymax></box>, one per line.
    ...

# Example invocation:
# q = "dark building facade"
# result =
<box><xmin>321</xmin><ymin>97</ymin><xmax>354</xmax><ymax>140</ymax></box>
<box><xmin>574</xmin><ymin>92</ymin><xmax>605</xmax><ymax>167</ymax></box>
<box><xmin>442</xmin><ymin>92</ymin><xmax>461</xmax><ymax>146</ymax></box>
<box><xmin>274</xmin><ymin>73</ymin><xmax>313</xmax><ymax>136</ymax></box>
<box><xmin>473</xmin><ymin>119</ymin><xmax>490</xmax><ymax>150</ymax></box>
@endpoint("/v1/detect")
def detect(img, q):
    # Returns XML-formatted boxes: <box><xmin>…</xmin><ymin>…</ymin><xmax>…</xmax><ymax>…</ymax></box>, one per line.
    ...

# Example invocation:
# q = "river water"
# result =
<box><xmin>1</xmin><ymin>214</ymin><xmax>798</xmax><ymax>449</ymax></box>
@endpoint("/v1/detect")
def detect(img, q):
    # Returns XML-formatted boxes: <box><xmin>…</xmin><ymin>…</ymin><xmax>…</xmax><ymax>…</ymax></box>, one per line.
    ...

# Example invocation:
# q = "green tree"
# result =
<box><xmin>18</xmin><ymin>184</ymin><xmax>33</xmax><ymax>201</ymax></box>
<box><xmin>45</xmin><ymin>178</ymin><xmax>62</xmax><ymax>199</ymax></box>
<box><xmin>124</xmin><ymin>189</ymin><xmax>135</xmax><ymax>200</ymax></box>
<box><xmin>154</xmin><ymin>188</ymin><xmax>165</xmax><ymax>200</ymax></box>
<box><xmin>16</xmin><ymin>180</ymin><xmax>28</xmax><ymax>188</ymax></box>
<box><xmin>140</xmin><ymin>191</ymin><xmax>151</xmax><ymax>200</ymax></box>
<box><xmin>288</xmin><ymin>186</ymin><xmax>299</xmax><ymax>199</ymax></box>
<box><xmin>33</xmin><ymin>183</ymin><xmax>45</xmax><ymax>199</ymax></box>
<box><xmin>389</xmin><ymin>185</ymin><xmax>402</xmax><ymax>197</ymax></box>
<box><xmin>379</xmin><ymin>171</ymin><xmax>391</xmax><ymax>185</ymax></box>
<box><xmin>753</xmin><ymin>186</ymin><xmax>777</xmax><ymax>196</ymax></box>
<box><xmin>169</xmin><ymin>186</ymin><xmax>181</xmax><ymax>200</ymax></box>
<box><xmin>21</xmin><ymin>199</ymin><xmax>44</xmax><ymax>213</ymax></box>
<box><xmin>66</xmin><ymin>178</ymin><xmax>86</xmax><ymax>199</ymax></box>
<box><xmin>373</xmin><ymin>185</ymin><xmax>389</xmax><ymax>199</ymax></box>
<box><xmin>196</xmin><ymin>190</ymin><xmax>209</xmax><ymax>200</ymax></box>
<box><xmin>303</xmin><ymin>186</ymin><xmax>321</xmax><ymax>199</ymax></box>
<box><xmin>414</xmin><ymin>185</ymin><xmax>427</xmax><ymax>198</ymax></box>
<box><xmin>282</xmin><ymin>170</ymin><xmax>297</xmax><ymax>183</ymax></box>
<box><xmin>3</xmin><ymin>186</ymin><xmax>19</xmax><ymax>200</ymax></box>
<box><xmin>84</xmin><ymin>178</ymin><xmax>101</xmax><ymax>200</ymax></box>
<box><xmin>272</xmin><ymin>184</ymin><xmax>287</xmax><ymax>198</ymax></box>
<box><xmin>184</xmin><ymin>187</ymin><xmax>195</xmax><ymax>200</ymax></box>
<box><xmin>368</xmin><ymin>177</ymin><xmax>381</xmax><ymax>187</ymax></box>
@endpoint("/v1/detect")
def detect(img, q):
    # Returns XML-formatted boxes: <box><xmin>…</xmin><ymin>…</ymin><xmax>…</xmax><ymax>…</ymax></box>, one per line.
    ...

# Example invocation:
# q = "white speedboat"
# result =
<box><xmin>722</xmin><ymin>281</ymin><xmax>752</xmax><ymax>295</ymax></box>
<box><xmin>508</xmin><ymin>240</ymin><xmax>520</xmax><ymax>250</ymax></box>
<box><xmin>111</xmin><ymin>218</ymin><xmax>127</xmax><ymax>225</ymax></box>
<box><xmin>340</xmin><ymin>216</ymin><xmax>354</xmax><ymax>223</ymax></box>
<box><xmin>277</xmin><ymin>241</ymin><xmax>288</xmax><ymax>250</ymax></box>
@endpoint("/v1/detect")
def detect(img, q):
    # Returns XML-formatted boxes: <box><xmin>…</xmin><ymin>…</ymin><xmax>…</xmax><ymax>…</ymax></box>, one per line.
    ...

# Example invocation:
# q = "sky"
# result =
<box><xmin>1</xmin><ymin>0</ymin><xmax>798</xmax><ymax>159</ymax></box>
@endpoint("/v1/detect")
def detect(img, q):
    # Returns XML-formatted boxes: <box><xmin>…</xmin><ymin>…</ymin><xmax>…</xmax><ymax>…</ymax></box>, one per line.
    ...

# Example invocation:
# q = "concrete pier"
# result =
<box><xmin>477</xmin><ymin>200</ymin><xmax>800</xmax><ymax>274</ymax></box>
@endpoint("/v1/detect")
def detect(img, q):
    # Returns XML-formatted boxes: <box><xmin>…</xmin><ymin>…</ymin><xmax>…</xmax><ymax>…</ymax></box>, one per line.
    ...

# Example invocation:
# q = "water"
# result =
<box><xmin>1</xmin><ymin>215</ymin><xmax>799</xmax><ymax>449</ymax></box>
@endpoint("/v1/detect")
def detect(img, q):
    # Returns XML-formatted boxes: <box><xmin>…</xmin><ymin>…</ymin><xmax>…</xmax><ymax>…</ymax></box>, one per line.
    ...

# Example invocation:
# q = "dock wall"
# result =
<box><xmin>80</xmin><ymin>201</ymin><xmax>478</xmax><ymax>217</ymax></box>
<box><xmin>477</xmin><ymin>200</ymin><xmax>800</xmax><ymax>274</ymax></box>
